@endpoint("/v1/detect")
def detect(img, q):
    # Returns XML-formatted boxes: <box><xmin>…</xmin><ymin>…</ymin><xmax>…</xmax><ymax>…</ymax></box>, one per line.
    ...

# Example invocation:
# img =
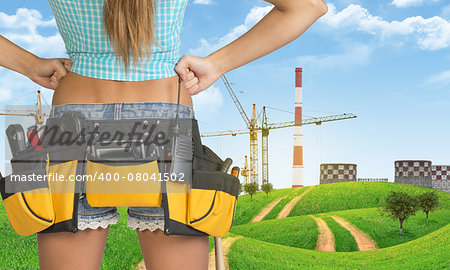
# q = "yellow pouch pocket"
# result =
<box><xmin>187</xmin><ymin>170</ymin><xmax>240</xmax><ymax>238</ymax></box>
<box><xmin>85</xmin><ymin>157</ymin><xmax>162</xmax><ymax>207</ymax></box>
<box><xmin>46</xmin><ymin>159</ymin><xmax>77</xmax><ymax>226</ymax></box>
<box><xmin>3</xmin><ymin>188</ymin><xmax>55</xmax><ymax>236</ymax></box>
<box><xmin>1</xmin><ymin>150</ymin><xmax>55</xmax><ymax>236</ymax></box>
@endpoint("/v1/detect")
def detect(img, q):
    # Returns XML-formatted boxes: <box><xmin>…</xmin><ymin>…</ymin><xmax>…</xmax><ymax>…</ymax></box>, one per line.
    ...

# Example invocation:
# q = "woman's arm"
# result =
<box><xmin>175</xmin><ymin>0</ymin><xmax>328</xmax><ymax>95</ymax></box>
<box><xmin>0</xmin><ymin>35</ymin><xmax>71</xmax><ymax>90</ymax></box>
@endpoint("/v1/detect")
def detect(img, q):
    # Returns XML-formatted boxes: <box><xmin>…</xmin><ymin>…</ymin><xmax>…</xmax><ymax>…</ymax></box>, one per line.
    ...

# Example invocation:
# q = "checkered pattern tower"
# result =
<box><xmin>320</xmin><ymin>163</ymin><xmax>357</xmax><ymax>184</ymax></box>
<box><xmin>431</xmin><ymin>165</ymin><xmax>450</xmax><ymax>192</ymax></box>
<box><xmin>394</xmin><ymin>160</ymin><xmax>432</xmax><ymax>188</ymax></box>
<box><xmin>292</xmin><ymin>68</ymin><xmax>304</xmax><ymax>188</ymax></box>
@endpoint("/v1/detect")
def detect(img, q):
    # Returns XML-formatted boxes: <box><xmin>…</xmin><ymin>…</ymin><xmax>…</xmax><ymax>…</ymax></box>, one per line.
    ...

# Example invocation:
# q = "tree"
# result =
<box><xmin>261</xmin><ymin>182</ymin><xmax>273</xmax><ymax>197</ymax></box>
<box><xmin>380</xmin><ymin>191</ymin><xmax>418</xmax><ymax>234</ymax></box>
<box><xmin>244</xmin><ymin>182</ymin><xmax>259</xmax><ymax>201</ymax></box>
<box><xmin>417</xmin><ymin>192</ymin><xmax>440</xmax><ymax>223</ymax></box>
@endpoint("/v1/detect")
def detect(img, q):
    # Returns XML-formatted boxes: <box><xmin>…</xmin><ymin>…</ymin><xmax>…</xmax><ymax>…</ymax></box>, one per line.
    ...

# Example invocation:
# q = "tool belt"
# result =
<box><xmin>1</xmin><ymin>111</ymin><xmax>240</xmax><ymax>238</ymax></box>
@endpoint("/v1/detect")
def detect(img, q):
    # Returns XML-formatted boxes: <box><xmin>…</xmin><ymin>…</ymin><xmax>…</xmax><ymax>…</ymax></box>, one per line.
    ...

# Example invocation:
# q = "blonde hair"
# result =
<box><xmin>103</xmin><ymin>0</ymin><xmax>157</xmax><ymax>70</ymax></box>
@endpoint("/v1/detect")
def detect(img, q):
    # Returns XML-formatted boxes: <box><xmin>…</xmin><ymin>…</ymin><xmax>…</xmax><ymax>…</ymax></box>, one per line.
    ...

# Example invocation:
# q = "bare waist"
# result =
<box><xmin>51</xmin><ymin>72</ymin><xmax>193</xmax><ymax>108</ymax></box>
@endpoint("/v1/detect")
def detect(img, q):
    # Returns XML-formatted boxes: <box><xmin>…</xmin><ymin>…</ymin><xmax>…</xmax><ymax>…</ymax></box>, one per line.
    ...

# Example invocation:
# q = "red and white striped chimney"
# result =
<box><xmin>292</xmin><ymin>67</ymin><xmax>304</xmax><ymax>188</ymax></box>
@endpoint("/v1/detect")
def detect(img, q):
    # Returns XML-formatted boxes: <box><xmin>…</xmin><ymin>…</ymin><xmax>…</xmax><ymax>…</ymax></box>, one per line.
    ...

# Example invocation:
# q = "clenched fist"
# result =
<box><xmin>174</xmin><ymin>55</ymin><xmax>222</xmax><ymax>95</ymax></box>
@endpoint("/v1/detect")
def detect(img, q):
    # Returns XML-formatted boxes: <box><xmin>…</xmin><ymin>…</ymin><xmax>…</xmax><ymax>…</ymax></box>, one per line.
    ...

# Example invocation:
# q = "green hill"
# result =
<box><xmin>230</xmin><ymin>215</ymin><xmax>318</xmax><ymax>250</ymax></box>
<box><xmin>288</xmin><ymin>182</ymin><xmax>449</xmax><ymax>217</ymax></box>
<box><xmin>234</xmin><ymin>187</ymin><xmax>306</xmax><ymax>226</ymax></box>
<box><xmin>320</xmin><ymin>207</ymin><xmax>450</xmax><ymax>248</ymax></box>
<box><xmin>321</xmin><ymin>215</ymin><xmax>358</xmax><ymax>252</ymax></box>
<box><xmin>227</xmin><ymin>181</ymin><xmax>449</xmax><ymax>269</ymax></box>
<box><xmin>231</xmin><ymin>206</ymin><xmax>449</xmax><ymax>251</ymax></box>
<box><xmin>228</xmin><ymin>225</ymin><xmax>450</xmax><ymax>270</ymax></box>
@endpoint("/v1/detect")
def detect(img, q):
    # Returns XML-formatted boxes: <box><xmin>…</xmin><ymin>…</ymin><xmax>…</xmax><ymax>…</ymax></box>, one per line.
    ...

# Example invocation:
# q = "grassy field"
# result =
<box><xmin>0</xmin><ymin>202</ymin><xmax>39</xmax><ymax>270</ymax></box>
<box><xmin>326</xmin><ymin>207</ymin><xmax>450</xmax><ymax>248</ymax></box>
<box><xmin>288</xmin><ymin>182</ymin><xmax>449</xmax><ymax>217</ymax></box>
<box><xmin>233</xmin><ymin>188</ymin><xmax>300</xmax><ymax>226</ymax></box>
<box><xmin>321</xmin><ymin>215</ymin><xmax>358</xmax><ymax>252</ymax></box>
<box><xmin>2</xmin><ymin>181</ymin><xmax>448</xmax><ymax>269</ymax></box>
<box><xmin>0</xmin><ymin>204</ymin><xmax>144</xmax><ymax>270</ymax></box>
<box><xmin>261</xmin><ymin>187</ymin><xmax>309</xmax><ymax>221</ymax></box>
<box><xmin>102</xmin><ymin>207</ymin><xmax>143</xmax><ymax>270</ymax></box>
<box><xmin>230</xmin><ymin>215</ymin><xmax>318</xmax><ymax>250</ymax></box>
<box><xmin>228</xmin><ymin>225</ymin><xmax>450</xmax><ymax>270</ymax></box>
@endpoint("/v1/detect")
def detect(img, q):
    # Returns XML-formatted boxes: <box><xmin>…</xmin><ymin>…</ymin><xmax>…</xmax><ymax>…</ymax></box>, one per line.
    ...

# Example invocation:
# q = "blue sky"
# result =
<box><xmin>1</xmin><ymin>0</ymin><xmax>449</xmax><ymax>188</ymax></box>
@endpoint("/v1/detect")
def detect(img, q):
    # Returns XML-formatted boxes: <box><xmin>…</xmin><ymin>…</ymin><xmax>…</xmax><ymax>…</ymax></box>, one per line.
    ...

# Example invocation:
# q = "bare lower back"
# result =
<box><xmin>51</xmin><ymin>72</ymin><xmax>193</xmax><ymax>107</ymax></box>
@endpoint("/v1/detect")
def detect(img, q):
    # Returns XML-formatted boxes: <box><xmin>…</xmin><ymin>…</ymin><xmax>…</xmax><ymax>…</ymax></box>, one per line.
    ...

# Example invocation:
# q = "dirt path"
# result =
<box><xmin>330</xmin><ymin>216</ymin><xmax>377</xmax><ymax>251</ymax></box>
<box><xmin>251</xmin><ymin>195</ymin><xmax>288</xmax><ymax>223</ymax></box>
<box><xmin>135</xmin><ymin>260</ymin><xmax>146</xmax><ymax>270</ymax></box>
<box><xmin>276</xmin><ymin>186</ymin><xmax>314</xmax><ymax>219</ymax></box>
<box><xmin>208</xmin><ymin>236</ymin><xmax>244</xmax><ymax>270</ymax></box>
<box><xmin>309</xmin><ymin>215</ymin><xmax>335</xmax><ymax>252</ymax></box>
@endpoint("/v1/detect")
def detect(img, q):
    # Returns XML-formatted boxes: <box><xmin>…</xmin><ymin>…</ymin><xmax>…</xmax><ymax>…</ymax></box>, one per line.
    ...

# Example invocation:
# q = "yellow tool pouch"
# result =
<box><xmin>187</xmin><ymin>169</ymin><xmax>239</xmax><ymax>237</ymax></box>
<box><xmin>81</xmin><ymin>118</ymin><xmax>166</xmax><ymax>207</ymax></box>
<box><xmin>85</xmin><ymin>156</ymin><xmax>162</xmax><ymax>207</ymax></box>
<box><xmin>1</xmin><ymin>148</ymin><xmax>54</xmax><ymax>236</ymax></box>
<box><xmin>162</xmin><ymin>119</ymin><xmax>240</xmax><ymax>238</ymax></box>
<box><xmin>0</xmin><ymin>140</ymin><xmax>85</xmax><ymax>235</ymax></box>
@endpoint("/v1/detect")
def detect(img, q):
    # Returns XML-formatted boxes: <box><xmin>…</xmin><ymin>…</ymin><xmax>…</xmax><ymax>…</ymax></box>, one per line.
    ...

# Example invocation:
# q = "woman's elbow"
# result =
<box><xmin>304</xmin><ymin>0</ymin><xmax>328</xmax><ymax>16</ymax></box>
<box><xmin>315</xmin><ymin>0</ymin><xmax>328</xmax><ymax>16</ymax></box>
<box><xmin>288</xmin><ymin>0</ymin><xmax>328</xmax><ymax>16</ymax></box>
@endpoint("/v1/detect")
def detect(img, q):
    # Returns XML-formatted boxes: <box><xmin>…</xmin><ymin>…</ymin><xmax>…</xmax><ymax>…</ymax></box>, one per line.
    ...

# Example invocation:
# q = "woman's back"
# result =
<box><xmin>49</xmin><ymin>0</ymin><xmax>193</xmax><ymax>106</ymax></box>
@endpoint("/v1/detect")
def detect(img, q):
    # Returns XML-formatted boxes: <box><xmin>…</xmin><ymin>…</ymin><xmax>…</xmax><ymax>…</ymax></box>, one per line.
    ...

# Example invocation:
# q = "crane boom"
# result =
<box><xmin>266</xmin><ymin>113</ymin><xmax>357</xmax><ymax>130</ymax></box>
<box><xmin>200</xmin><ymin>113</ymin><xmax>357</xmax><ymax>137</ymax></box>
<box><xmin>221</xmin><ymin>75</ymin><xmax>251</xmax><ymax>128</ymax></box>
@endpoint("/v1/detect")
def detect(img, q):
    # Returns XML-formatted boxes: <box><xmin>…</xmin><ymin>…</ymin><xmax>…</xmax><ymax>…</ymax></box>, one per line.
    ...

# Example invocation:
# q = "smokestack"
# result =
<box><xmin>292</xmin><ymin>67</ymin><xmax>304</xmax><ymax>188</ymax></box>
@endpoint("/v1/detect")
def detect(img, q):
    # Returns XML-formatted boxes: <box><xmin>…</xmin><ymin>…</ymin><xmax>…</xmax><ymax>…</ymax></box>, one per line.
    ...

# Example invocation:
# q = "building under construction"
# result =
<box><xmin>394</xmin><ymin>160</ymin><xmax>433</xmax><ymax>188</ymax></box>
<box><xmin>394</xmin><ymin>160</ymin><xmax>450</xmax><ymax>192</ymax></box>
<box><xmin>431</xmin><ymin>165</ymin><xmax>450</xmax><ymax>192</ymax></box>
<box><xmin>319</xmin><ymin>163</ymin><xmax>357</xmax><ymax>184</ymax></box>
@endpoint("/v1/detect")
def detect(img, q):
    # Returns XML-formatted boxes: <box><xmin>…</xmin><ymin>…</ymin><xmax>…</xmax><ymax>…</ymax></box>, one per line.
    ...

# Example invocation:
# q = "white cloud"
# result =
<box><xmin>424</xmin><ymin>70</ymin><xmax>450</xmax><ymax>87</ymax></box>
<box><xmin>297</xmin><ymin>44</ymin><xmax>373</xmax><ymax>70</ymax></box>
<box><xmin>189</xmin><ymin>5</ymin><xmax>273</xmax><ymax>55</ymax></box>
<box><xmin>188</xmin><ymin>5</ymin><xmax>272</xmax><ymax>112</ymax></box>
<box><xmin>0</xmin><ymin>8</ymin><xmax>55</xmax><ymax>30</ymax></box>
<box><xmin>192</xmin><ymin>85</ymin><xmax>224</xmax><ymax>115</ymax></box>
<box><xmin>0</xmin><ymin>8</ymin><xmax>65</xmax><ymax>109</ymax></box>
<box><xmin>0</xmin><ymin>8</ymin><xmax>66</xmax><ymax>57</ymax></box>
<box><xmin>193</xmin><ymin>0</ymin><xmax>214</xmax><ymax>4</ymax></box>
<box><xmin>391</xmin><ymin>0</ymin><xmax>440</xmax><ymax>8</ymax></box>
<box><xmin>321</xmin><ymin>4</ymin><xmax>450</xmax><ymax>50</ymax></box>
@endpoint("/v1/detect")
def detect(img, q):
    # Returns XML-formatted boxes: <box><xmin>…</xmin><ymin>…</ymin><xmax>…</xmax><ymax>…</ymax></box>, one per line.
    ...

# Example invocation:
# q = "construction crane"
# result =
<box><xmin>0</xmin><ymin>90</ymin><xmax>47</xmax><ymax>124</ymax></box>
<box><xmin>0</xmin><ymin>90</ymin><xmax>49</xmax><ymax>146</ymax></box>
<box><xmin>202</xmin><ymin>76</ymin><xmax>357</xmax><ymax>186</ymax></box>
<box><xmin>220</xmin><ymin>76</ymin><xmax>259</xmax><ymax>185</ymax></box>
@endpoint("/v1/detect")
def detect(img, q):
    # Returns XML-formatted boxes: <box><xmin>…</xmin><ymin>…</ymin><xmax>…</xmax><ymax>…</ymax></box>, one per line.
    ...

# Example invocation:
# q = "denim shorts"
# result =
<box><xmin>49</xmin><ymin>102</ymin><xmax>195</xmax><ymax>232</ymax></box>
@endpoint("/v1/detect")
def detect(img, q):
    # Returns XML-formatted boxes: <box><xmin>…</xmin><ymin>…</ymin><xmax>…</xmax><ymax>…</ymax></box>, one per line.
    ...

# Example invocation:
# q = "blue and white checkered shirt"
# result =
<box><xmin>48</xmin><ymin>0</ymin><xmax>188</xmax><ymax>81</ymax></box>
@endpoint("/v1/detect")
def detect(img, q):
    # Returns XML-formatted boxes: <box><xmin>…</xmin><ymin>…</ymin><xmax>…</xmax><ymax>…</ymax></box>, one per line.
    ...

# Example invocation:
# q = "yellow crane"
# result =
<box><xmin>201</xmin><ymin>75</ymin><xmax>357</xmax><ymax>186</ymax></box>
<box><xmin>0</xmin><ymin>90</ymin><xmax>47</xmax><ymax>124</ymax></box>
<box><xmin>0</xmin><ymin>90</ymin><xmax>49</xmax><ymax>145</ymax></box>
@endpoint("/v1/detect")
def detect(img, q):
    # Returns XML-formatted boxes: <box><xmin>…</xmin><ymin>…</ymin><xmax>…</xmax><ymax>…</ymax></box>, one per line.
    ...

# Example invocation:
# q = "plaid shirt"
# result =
<box><xmin>48</xmin><ymin>0</ymin><xmax>188</xmax><ymax>81</ymax></box>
